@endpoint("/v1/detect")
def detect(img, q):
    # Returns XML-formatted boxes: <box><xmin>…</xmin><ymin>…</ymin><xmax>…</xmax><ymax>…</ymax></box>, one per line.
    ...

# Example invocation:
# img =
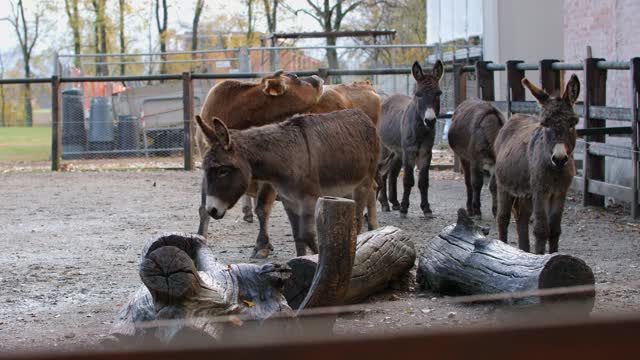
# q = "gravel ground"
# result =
<box><xmin>1</xmin><ymin>168</ymin><xmax>639</xmax><ymax>353</ymax></box>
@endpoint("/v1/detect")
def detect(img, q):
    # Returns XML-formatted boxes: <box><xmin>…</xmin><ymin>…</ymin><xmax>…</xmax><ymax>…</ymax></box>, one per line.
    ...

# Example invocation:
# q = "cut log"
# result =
<box><xmin>109</xmin><ymin>197</ymin><xmax>357</xmax><ymax>346</ymax></box>
<box><xmin>416</xmin><ymin>209</ymin><xmax>595</xmax><ymax>312</ymax></box>
<box><xmin>284</xmin><ymin>226</ymin><xmax>416</xmax><ymax>309</ymax></box>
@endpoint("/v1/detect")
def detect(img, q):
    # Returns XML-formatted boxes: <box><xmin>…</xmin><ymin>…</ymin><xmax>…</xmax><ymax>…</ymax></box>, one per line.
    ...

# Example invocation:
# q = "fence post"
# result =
<box><xmin>506</xmin><ymin>60</ymin><xmax>525</xmax><ymax>118</ymax></box>
<box><xmin>452</xmin><ymin>63</ymin><xmax>467</xmax><ymax>172</ymax></box>
<box><xmin>51</xmin><ymin>76</ymin><xmax>61</xmax><ymax>171</ymax></box>
<box><xmin>583</xmin><ymin>57</ymin><xmax>607</xmax><ymax>208</ymax></box>
<box><xmin>631</xmin><ymin>57</ymin><xmax>640</xmax><ymax>218</ymax></box>
<box><xmin>239</xmin><ymin>47</ymin><xmax>250</xmax><ymax>72</ymax></box>
<box><xmin>539</xmin><ymin>59</ymin><xmax>561</xmax><ymax>94</ymax></box>
<box><xmin>475</xmin><ymin>61</ymin><xmax>495</xmax><ymax>101</ymax></box>
<box><xmin>182</xmin><ymin>71</ymin><xmax>195</xmax><ymax>171</ymax></box>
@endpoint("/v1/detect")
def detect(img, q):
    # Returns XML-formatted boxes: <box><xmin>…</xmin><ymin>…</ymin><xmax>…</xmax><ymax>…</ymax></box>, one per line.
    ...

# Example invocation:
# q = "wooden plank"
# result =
<box><xmin>588</xmin><ymin>179</ymin><xmax>633</xmax><ymax>202</ymax></box>
<box><xmin>510</xmin><ymin>101</ymin><xmax>538</xmax><ymax>114</ymax></box>
<box><xmin>588</xmin><ymin>105</ymin><xmax>633</xmax><ymax>121</ymax></box>
<box><xmin>4</xmin><ymin>315</ymin><xmax>640</xmax><ymax>360</ymax></box>
<box><xmin>182</xmin><ymin>72</ymin><xmax>194</xmax><ymax>171</ymax></box>
<box><xmin>506</xmin><ymin>60</ymin><xmax>525</xmax><ymax>118</ymax></box>
<box><xmin>475</xmin><ymin>61</ymin><xmax>495</xmax><ymax>101</ymax></box>
<box><xmin>587</xmin><ymin>142</ymin><xmax>633</xmax><ymax>159</ymax></box>
<box><xmin>583</xmin><ymin>57</ymin><xmax>607</xmax><ymax>207</ymax></box>
<box><xmin>539</xmin><ymin>59</ymin><xmax>561</xmax><ymax>94</ymax></box>
<box><xmin>631</xmin><ymin>57</ymin><xmax>640</xmax><ymax>218</ymax></box>
<box><xmin>50</xmin><ymin>76</ymin><xmax>61</xmax><ymax>171</ymax></box>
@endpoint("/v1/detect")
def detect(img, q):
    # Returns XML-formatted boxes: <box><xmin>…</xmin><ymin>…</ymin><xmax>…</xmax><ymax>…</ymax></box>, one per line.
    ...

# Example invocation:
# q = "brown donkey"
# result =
<box><xmin>195</xmin><ymin>109</ymin><xmax>380</xmax><ymax>256</ymax></box>
<box><xmin>494</xmin><ymin>75</ymin><xmax>580</xmax><ymax>254</ymax></box>
<box><xmin>448</xmin><ymin>99</ymin><xmax>505</xmax><ymax>218</ymax></box>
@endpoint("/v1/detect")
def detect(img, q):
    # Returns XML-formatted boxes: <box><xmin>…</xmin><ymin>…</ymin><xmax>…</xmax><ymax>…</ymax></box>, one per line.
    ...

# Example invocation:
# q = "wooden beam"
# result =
<box><xmin>50</xmin><ymin>75</ymin><xmax>61</xmax><ymax>171</ymax></box>
<box><xmin>583</xmin><ymin>57</ymin><xmax>607</xmax><ymax>207</ymax></box>
<box><xmin>182</xmin><ymin>72</ymin><xmax>194</xmax><ymax>171</ymax></box>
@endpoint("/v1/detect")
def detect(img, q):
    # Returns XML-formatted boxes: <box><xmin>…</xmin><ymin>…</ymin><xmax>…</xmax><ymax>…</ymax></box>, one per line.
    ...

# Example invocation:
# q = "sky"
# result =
<box><xmin>0</xmin><ymin>0</ymin><xmax>325</xmax><ymax>68</ymax></box>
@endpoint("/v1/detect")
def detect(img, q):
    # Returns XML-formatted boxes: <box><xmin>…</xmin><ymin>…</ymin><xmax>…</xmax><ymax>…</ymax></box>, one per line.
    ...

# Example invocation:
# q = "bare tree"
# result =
<box><xmin>191</xmin><ymin>0</ymin><xmax>205</xmax><ymax>55</ymax></box>
<box><xmin>295</xmin><ymin>0</ymin><xmax>363</xmax><ymax>72</ymax></box>
<box><xmin>245</xmin><ymin>0</ymin><xmax>255</xmax><ymax>43</ymax></box>
<box><xmin>155</xmin><ymin>0</ymin><xmax>168</xmax><ymax>76</ymax></box>
<box><xmin>63</xmin><ymin>0</ymin><xmax>81</xmax><ymax>68</ymax></box>
<box><xmin>8</xmin><ymin>0</ymin><xmax>41</xmax><ymax>127</ymax></box>
<box><xmin>262</xmin><ymin>0</ymin><xmax>279</xmax><ymax>33</ymax></box>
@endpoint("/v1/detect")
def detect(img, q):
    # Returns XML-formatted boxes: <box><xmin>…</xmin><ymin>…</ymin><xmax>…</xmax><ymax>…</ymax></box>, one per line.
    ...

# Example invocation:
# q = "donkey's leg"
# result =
<box><xmin>400</xmin><ymin>151</ymin><xmax>417</xmax><ymax>218</ymax></box>
<box><xmin>489</xmin><ymin>173</ymin><xmax>498</xmax><ymax>218</ymax></box>
<box><xmin>388</xmin><ymin>155</ymin><xmax>403</xmax><ymax>211</ymax></box>
<box><xmin>353</xmin><ymin>182</ymin><xmax>372</xmax><ymax>233</ymax></box>
<box><xmin>197</xmin><ymin>176</ymin><xmax>210</xmax><ymax>237</ymax></box>
<box><xmin>241</xmin><ymin>195</ymin><xmax>254</xmax><ymax>223</ymax></box>
<box><xmin>417</xmin><ymin>145</ymin><xmax>433</xmax><ymax>217</ymax></box>
<box><xmin>461</xmin><ymin>159</ymin><xmax>473</xmax><ymax>215</ymax></box>
<box><xmin>532</xmin><ymin>193</ymin><xmax>551</xmax><ymax>255</ymax></box>
<box><xmin>515</xmin><ymin>198</ymin><xmax>533</xmax><ymax>253</ymax></box>
<box><xmin>496</xmin><ymin>188</ymin><xmax>514</xmax><ymax>243</ymax></box>
<box><xmin>366</xmin><ymin>186</ymin><xmax>379</xmax><ymax>231</ymax></box>
<box><xmin>470</xmin><ymin>164</ymin><xmax>484</xmax><ymax>218</ymax></box>
<box><xmin>251</xmin><ymin>183</ymin><xmax>278</xmax><ymax>259</ymax></box>
<box><xmin>378</xmin><ymin>171</ymin><xmax>390</xmax><ymax>212</ymax></box>
<box><xmin>283</xmin><ymin>199</ymin><xmax>318</xmax><ymax>256</ymax></box>
<box><xmin>548</xmin><ymin>193</ymin><xmax>567</xmax><ymax>254</ymax></box>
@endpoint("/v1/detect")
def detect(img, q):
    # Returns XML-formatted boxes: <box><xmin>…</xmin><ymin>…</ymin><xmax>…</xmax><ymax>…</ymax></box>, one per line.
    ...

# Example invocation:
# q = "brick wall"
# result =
<box><xmin>564</xmin><ymin>0</ymin><xmax>640</xmax><ymax>107</ymax></box>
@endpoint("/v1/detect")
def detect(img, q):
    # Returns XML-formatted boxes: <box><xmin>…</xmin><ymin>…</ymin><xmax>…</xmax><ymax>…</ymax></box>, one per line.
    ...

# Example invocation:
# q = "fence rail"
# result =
<box><xmin>1</xmin><ymin>57</ymin><xmax>638</xmax><ymax>217</ymax></box>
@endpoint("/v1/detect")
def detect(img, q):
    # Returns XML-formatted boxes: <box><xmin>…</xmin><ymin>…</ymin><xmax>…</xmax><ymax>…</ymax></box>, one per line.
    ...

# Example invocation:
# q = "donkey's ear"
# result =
<box><xmin>195</xmin><ymin>115</ymin><xmax>218</xmax><ymax>144</ymax></box>
<box><xmin>212</xmin><ymin>117</ymin><xmax>231</xmax><ymax>150</ymax></box>
<box><xmin>432</xmin><ymin>60</ymin><xmax>444</xmax><ymax>82</ymax></box>
<box><xmin>262</xmin><ymin>77</ymin><xmax>287</xmax><ymax>96</ymax></box>
<box><xmin>563</xmin><ymin>74</ymin><xmax>580</xmax><ymax>105</ymax></box>
<box><xmin>522</xmin><ymin>78</ymin><xmax>549</xmax><ymax>105</ymax></box>
<box><xmin>411</xmin><ymin>61</ymin><xmax>425</xmax><ymax>82</ymax></box>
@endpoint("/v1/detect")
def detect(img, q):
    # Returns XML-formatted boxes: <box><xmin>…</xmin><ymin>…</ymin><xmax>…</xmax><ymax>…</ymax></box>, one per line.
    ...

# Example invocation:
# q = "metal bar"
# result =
<box><xmin>251</xmin><ymin>44</ymin><xmax>435</xmax><ymax>51</ymax></box>
<box><xmin>58</xmin><ymin>48</ymin><xmax>239</xmax><ymax>58</ymax></box>
<box><xmin>61</xmin><ymin>74</ymin><xmax>183</xmax><ymax>82</ymax></box>
<box><xmin>0</xmin><ymin>77</ymin><xmax>51</xmax><ymax>84</ymax></box>
<box><xmin>552</xmin><ymin>62</ymin><xmax>584</xmax><ymax>71</ymax></box>
<box><xmin>597</xmin><ymin>61</ymin><xmax>630</xmax><ymax>70</ymax></box>
<box><xmin>515</xmin><ymin>63</ymin><xmax>539</xmax><ymax>71</ymax></box>
<box><xmin>485</xmin><ymin>63</ymin><xmax>506</xmax><ymax>71</ymax></box>
<box><xmin>577</xmin><ymin>127</ymin><xmax>632</xmax><ymax>136</ymax></box>
<box><xmin>81</xmin><ymin>58</ymin><xmax>239</xmax><ymax>66</ymax></box>
<box><xmin>631</xmin><ymin>57</ymin><xmax>640</xmax><ymax>218</ymax></box>
<box><xmin>182</xmin><ymin>72</ymin><xmax>194</xmax><ymax>171</ymax></box>
<box><xmin>510</xmin><ymin>101</ymin><xmax>539</xmax><ymax>114</ymax></box>
<box><xmin>50</xmin><ymin>76</ymin><xmax>61</xmax><ymax>171</ymax></box>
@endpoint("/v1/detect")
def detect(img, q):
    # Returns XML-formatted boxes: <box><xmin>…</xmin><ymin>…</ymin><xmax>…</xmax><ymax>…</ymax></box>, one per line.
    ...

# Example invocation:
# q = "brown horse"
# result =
<box><xmin>195</xmin><ymin>109</ymin><xmax>379</xmax><ymax>256</ymax></box>
<box><xmin>494</xmin><ymin>75</ymin><xmax>580</xmax><ymax>254</ymax></box>
<box><xmin>448</xmin><ymin>99</ymin><xmax>505</xmax><ymax>218</ymax></box>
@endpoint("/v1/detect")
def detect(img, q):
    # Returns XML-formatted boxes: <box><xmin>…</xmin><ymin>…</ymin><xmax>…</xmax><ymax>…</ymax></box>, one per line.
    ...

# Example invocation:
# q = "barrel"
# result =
<box><xmin>117</xmin><ymin>115</ymin><xmax>140</xmax><ymax>153</ymax></box>
<box><xmin>89</xmin><ymin>96</ymin><xmax>115</xmax><ymax>151</ymax></box>
<box><xmin>61</xmin><ymin>88</ymin><xmax>86</xmax><ymax>158</ymax></box>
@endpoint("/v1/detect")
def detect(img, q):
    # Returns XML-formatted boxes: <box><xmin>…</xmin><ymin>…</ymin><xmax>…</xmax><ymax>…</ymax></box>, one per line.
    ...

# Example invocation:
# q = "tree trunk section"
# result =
<box><xmin>416</xmin><ymin>209</ymin><xmax>595</xmax><ymax>313</ymax></box>
<box><xmin>284</xmin><ymin>226</ymin><xmax>415</xmax><ymax>309</ymax></box>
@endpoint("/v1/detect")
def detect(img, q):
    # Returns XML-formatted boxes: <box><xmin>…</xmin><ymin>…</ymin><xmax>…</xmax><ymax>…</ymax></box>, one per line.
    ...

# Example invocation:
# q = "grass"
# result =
<box><xmin>0</xmin><ymin>127</ymin><xmax>51</xmax><ymax>162</ymax></box>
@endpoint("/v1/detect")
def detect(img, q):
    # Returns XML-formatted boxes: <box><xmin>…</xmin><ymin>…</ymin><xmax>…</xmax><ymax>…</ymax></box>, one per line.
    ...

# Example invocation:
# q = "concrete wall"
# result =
<box><xmin>564</xmin><ymin>0</ymin><xmax>639</xmax><ymax>193</ymax></box>
<box><xmin>483</xmin><ymin>0</ymin><xmax>564</xmax><ymax>99</ymax></box>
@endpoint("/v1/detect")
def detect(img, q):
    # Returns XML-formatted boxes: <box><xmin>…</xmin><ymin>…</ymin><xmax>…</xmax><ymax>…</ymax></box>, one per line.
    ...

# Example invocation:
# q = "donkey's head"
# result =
<box><xmin>411</xmin><ymin>60</ymin><xmax>444</xmax><ymax>129</ymax></box>
<box><xmin>260</xmin><ymin>70</ymin><xmax>324</xmax><ymax>105</ymax></box>
<box><xmin>523</xmin><ymin>74</ymin><xmax>580</xmax><ymax>168</ymax></box>
<box><xmin>195</xmin><ymin>115</ymin><xmax>251</xmax><ymax>219</ymax></box>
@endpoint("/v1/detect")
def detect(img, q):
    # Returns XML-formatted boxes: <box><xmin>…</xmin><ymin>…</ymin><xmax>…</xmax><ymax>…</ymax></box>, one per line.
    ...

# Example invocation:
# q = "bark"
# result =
<box><xmin>10</xmin><ymin>0</ymin><xmax>39</xmax><ymax>127</ymax></box>
<box><xmin>118</xmin><ymin>0</ymin><xmax>126</xmax><ymax>75</ymax></box>
<box><xmin>263</xmin><ymin>0</ymin><xmax>279</xmax><ymax>33</ymax></box>
<box><xmin>156</xmin><ymin>0</ymin><xmax>168</xmax><ymax>77</ymax></box>
<box><xmin>284</xmin><ymin>226</ymin><xmax>415</xmax><ymax>309</ymax></box>
<box><xmin>191</xmin><ymin>0</ymin><xmax>204</xmax><ymax>54</ymax></box>
<box><xmin>63</xmin><ymin>0</ymin><xmax>81</xmax><ymax>68</ymax></box>
<box><xmin>246</xmin><ymin>0</ymin><xmax>254</xmax><ymax>43</ymax></box>
<box><xmin>91</xmin><ymin>0</ymin><xmax>108</xmax><ymax>75</ymax></box>
<box><xmin>416</xmin><ymin>209</ymin><xmax>595</xmax><ymax>313</ymax></box>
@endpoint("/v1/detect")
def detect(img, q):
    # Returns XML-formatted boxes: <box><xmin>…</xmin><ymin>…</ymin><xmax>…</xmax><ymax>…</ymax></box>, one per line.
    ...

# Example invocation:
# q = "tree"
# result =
<box><xmin>245</xmin><ymin>0</ymin><xmax>255</xmax><ymax>42</ymax></box>
<box><xmin>155</xmin><ymin>0</ymin><xmax>168</xmax><ymax>76</ymax></box>
<box><xmin>63</xmin><ymin>0</ymin><xmax>82</xmax><ymax>68</ymax></box>
<box><xmin>8</xmin><ymin>0</ymin><xmax>41</xmax><ymax>127</ymax></box>
<box><xmin>118</xmin><ymin>0</ymin><xmax>126</xmax><ymax>75</ymax></box>
<box><xmin>0</xmin><ymin>53</ymin><xmax>5</xmax><ymax>127</ymax></box>
<box><xmin>191</xmin><ymin>0</ymin><xmax>205</xmax><ymax>55</ymax></box>
<box><xmin>262</xmin><ymin>0</ymin><xmax>279</xmax><ymax>33</ymax></box>
<box><xmin>295</xmin><ymin>0</ymin><xmax>363</xmax><ymax>72</ymax></box>
<box><xmin>91</xmin><ymin>0</ymin><xmax>108</xmax><ymax>75</ymax></box>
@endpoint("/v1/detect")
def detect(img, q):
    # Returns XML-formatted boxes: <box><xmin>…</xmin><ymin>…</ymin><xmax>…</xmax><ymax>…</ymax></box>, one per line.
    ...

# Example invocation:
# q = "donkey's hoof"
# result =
<box><xmin>243</xmin><ymin>214</ymin><xmax>254</xmax><ymax>223</ymax></box>
<box><xmin>399</xmin><ymin>212</ymin><xmax>408</xmax><ymax>219</ymax></box>
<box><xmin>251</xmin><ymin>247</ymin><xmax>271</xmax><ymax>259</ymax></box>
<box><xmin>381</xmin><ymin>204</ymin><xmax>391</xmax><ymax>212</ymax></box>
<box><xmin>391</xmin><ymin>203</ymin><xmax>401</xmax><ymax>211</ymax></box>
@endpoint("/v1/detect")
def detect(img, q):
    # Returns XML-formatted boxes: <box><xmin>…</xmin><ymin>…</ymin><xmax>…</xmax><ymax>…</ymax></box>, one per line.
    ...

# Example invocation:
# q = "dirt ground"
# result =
<box><xmin>1</xmin><ymin>166</ymin><xmax>640</xmax><ymax>353</ymax></box>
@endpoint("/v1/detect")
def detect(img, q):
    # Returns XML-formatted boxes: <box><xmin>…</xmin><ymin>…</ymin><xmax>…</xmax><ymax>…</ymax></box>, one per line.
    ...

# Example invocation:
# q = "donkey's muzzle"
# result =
<box><xmin>551</xmin><ymin>143</ymin><xmax>570</xmax><ymax>168</ymax></box>
<box><xmin>208</xmin><ymin>208</ymin><xmax>226</xmax><ymax>220</ymax></box>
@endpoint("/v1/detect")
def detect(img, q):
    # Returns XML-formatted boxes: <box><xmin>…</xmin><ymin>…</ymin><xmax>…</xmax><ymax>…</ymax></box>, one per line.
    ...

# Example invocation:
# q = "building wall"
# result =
<box><xmin>483</xmin><ymin>0</ymin><xmax>564</xmax><ymax>99</ymax></box>
<box><xmin>564</xmin><ymin>0</ymin><xmax>639</xmax><ymax>192</ymax></box>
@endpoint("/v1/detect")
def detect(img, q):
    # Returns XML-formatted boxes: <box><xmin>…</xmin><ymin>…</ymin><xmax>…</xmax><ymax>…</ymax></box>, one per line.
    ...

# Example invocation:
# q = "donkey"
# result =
<box><xmin>377</xmin><ymin>60</ymin><xmax>444</xmax><ymax>218</ymax></box>
<box><xmin>494</xmin><ymin>75</ymin><xmax>580</xmax><ymax>254</ymax></box>
<box><xmin>195</xmin><ymin>109</ymin><xmax>380</xmax><ymax>256</ymax></box>
<box><xmin>448</xmin><ymin>99</ymin><xmax>505</xmax><ymax>218</ymax></box>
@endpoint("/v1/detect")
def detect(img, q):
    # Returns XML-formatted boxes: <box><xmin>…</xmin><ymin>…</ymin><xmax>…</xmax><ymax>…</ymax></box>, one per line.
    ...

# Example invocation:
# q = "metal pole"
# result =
<box><xmin>182</xmin><ymin>71</ymin><xmax>194</xmax><ymax>171</ymax></box>
<box><xmin>51</xmin><ymin>75</ymin><xmax>61</xmax><ymax>171</ymax></box>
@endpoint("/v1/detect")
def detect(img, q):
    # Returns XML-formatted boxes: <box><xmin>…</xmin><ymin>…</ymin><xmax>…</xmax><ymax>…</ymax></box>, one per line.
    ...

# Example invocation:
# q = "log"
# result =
<box><xmin>416</xmin><ymin>209</ymin><xmax>595</xmax><ymax>312</ymax></box>
<box><xmin>109</xmin><ymin>197</ymin><xmax>357</xmax><ymax>346</ymax></box>
<box><xmin>284</xmin><ymin>225</ymin><xmax>416</xmax><ymax>309</ymax></box>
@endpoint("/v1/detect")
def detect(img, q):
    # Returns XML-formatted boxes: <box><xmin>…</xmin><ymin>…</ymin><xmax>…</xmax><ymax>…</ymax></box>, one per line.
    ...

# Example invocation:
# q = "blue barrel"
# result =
<box><xmin>117</xmin><ymin>115</ymin><xmax>140</xmax><ymax>152</ymax></box>
<box><xmin>89</xmin><ymin>96</ymin><xmax>114</xmax><ymax>151</ymax></box>
<box><xmin>61</xmin><ymin>88</ymin><xmax>86</xmax><ymax>158</ymax></box>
